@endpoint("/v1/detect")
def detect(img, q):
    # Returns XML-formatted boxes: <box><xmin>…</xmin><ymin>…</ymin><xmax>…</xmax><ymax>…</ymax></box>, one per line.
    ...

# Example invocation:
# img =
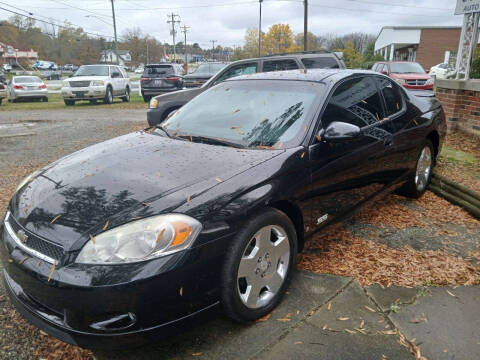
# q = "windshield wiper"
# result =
<box><xmin>179</xmin><ymin>135</ymin><xmax>247</xmax><ymax>149</ymax></box>
<box><xmin>155</xmin><ymin>125</ymin><xmax>173</xmax><ymax>138</ymax></box>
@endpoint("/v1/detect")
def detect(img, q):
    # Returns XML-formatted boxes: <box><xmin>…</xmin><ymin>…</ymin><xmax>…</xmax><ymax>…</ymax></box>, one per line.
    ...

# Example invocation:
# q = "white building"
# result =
<box><xmin>99</xmin><ymin>49</ymin><xmax>132</xmax><ymax>66</ymax></box>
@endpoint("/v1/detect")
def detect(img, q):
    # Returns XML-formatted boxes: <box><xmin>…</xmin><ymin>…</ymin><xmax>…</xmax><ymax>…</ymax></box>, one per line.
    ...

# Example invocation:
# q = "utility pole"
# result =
<box><xmin>211</xmin><ymin>40</ymin><xmax>217</xmax><ymax>61</ymax></box>
<box><xmin>303</xmin><ymin>0</ymin><xmax>308</xmax><ymax>51</ymax></box>
<box><xmin>181</xmin><ymin>25</ymin><xmax>190</xmax><ymax>72</ymax></box>
<box><xmin>110</xmin><ymin>0</ymin><xmax>119</xmax><ymax>64</ymax></box>
<box><xmin>146</xmin><ymin>39</ymin><xmax>149</xmax><ymax>64</ymax></box>
<box><xmin>167</xmin><ymin>13</ymin><xmax>181</xmax><ymax>62</ymax></box>
<box><xmin>258</xmin><ymin>0</ymin><xmax>263</xmax><ymax>56</ymax></box>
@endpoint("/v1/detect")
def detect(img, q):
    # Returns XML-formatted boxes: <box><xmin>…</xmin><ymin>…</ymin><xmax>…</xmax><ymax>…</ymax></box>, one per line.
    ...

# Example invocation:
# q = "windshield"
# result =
<box><xmin>193</xmin><ymin>63</ymin><xmax>226</xmax><ymax>75</ymax></box>
<box><xmin>160</xmin><ymin>80</ymin><xmax>322</xmax><ymax>149</ymax></box>
<box><xmin>15</xmin><ymin>77</ymin><xmax>42</xmax><ymax>83</ymax></box>
<box><xmin>390</xmin><ymin>63</ymin><xmax>426</xmax><ymax>74</ymax></box>
<box><xmin>143</xmin><ymin>65</ymin><xmax>174</xmax><ymax>76</ymax></box>
<box><xmin>74</xmin><ymin>65</ymin><xmax>109</xmax><ymax>77</ymax></box>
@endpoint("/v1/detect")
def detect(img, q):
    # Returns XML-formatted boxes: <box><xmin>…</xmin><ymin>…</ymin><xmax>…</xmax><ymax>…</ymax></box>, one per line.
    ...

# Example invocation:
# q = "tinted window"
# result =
<box><xmin>193</xmin><ymin>63</ymin><xmax>227</xmax><ymax>75</ymax></box>
<box><xmin>162</xmin><ymin>80</ymin><xmax>323</xmax><ymax>149</ymax></box>
<box><xmin>322</xmin><ymin>76</ymin><xmax>384</xmax><ymax>129</ymax></box>
<box><xmin>14</xmin><ymin>77</ymin><xmax>42</xmax><ymax>83</ymax></box>
<box><xmin>301</xmin><ymin>57</ymin><xmax>339</xmax><ymax>69</ymax></box>
<box><xmin>143</xmin><ymin>65</ymin><xmax>174</xmax><ymax>76</ymax></box>
<box><xmin>263</xmin><ymin>59</ymin><xmax>299</xmax><ymax>72</ymax></box>
<box><xmin>377</xmin><ymin>78</ymin><xmax>403</xmax><ymax>117</ymax></box>
<box><xmin>390</xmin><ymin>62</ymin><xmax>425</xmax><ymax>74</ymax></box>
<box><xmin>215</xmin><ymin>62</ymin><xmax>258</xmax><ymax>83</ymax></box>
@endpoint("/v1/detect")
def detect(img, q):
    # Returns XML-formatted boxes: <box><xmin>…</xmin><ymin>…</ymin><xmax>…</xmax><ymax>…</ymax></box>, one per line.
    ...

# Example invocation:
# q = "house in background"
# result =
<box><xmin>100</xmin><ymin>49</ymin><xmax>132</xmax><ymax>67</ymax></box>
<box><xmin>374</xmin><ymin>26</ymin><xmax>480</xmax><ymax>71</ymax></box>
<box><xmin>0</xmin><ymin>42</ymin><xmax>38</xmax><ymax>65</ymax></box>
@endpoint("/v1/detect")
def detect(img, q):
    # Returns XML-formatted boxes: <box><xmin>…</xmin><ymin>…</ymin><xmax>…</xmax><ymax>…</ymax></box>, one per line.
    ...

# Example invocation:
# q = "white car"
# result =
<box><xmin>61</xmin><ymin>64</ymin><xmax>130</xmax><ymax>106</ymax></box>
<box><xmin>135</xmin><ymin>66</ymin><xmax>144</xmax><ymax>74</ymax></box>
<box><xmin>429</xmin><ymin>63</ymin><xmax>455</xmax><ymax>80</ymax></box>
<box><xmin>0</xmin><ymin>83</ymin><xmax>6</xmax><ymax>105</ymax></box>
<box><xmin>7</xmin><ymin>76</ymin><xmax>48</xmax><ymax>102</ymax></box>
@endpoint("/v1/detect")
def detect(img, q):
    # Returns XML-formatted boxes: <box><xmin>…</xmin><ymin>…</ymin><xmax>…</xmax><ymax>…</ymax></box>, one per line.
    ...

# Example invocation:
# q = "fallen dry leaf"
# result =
<box><xmin>215</xmin><ymin>177</ymin><xmax>223</xmax><ymax>183</ymax></box>
<box><xmin>179</xmin><ymin>287</ymin><xmax>183</xmax><ymax>296</ymax></box>
<box><xmin>322</xmin><ymin>324</ymin><xmax>328</xmax><ymax>330</ymax></box>
<box><xmin>256</xmin><ymin>313</ymin><xmax>271</xmax><ymax>322</ymax></box>
<box><xmin>102</xmin><ymin>220</ymin><xmax>109</xmax><ymax>231</ymax></box>
<box><xmin>50</xmin><ymin>214</ymin><xmax>61</xmax><ymax>224</ymax></box>
<box><xmin>365</xmin><ymin>306</ymin><xmax>376</xmax><ymax>313</ymax></box>
<box><xmin>338</xmin><ymin>317</ymin><xmax>350</xmax><ymax>321</ymax></box>
<box><xmin>345</xmin><ymin>329</ymin><xmax>356</xmax><ymax>334</ymax></box>
<box><xmin>446</xmin><ymin>290</ymin><xmax>456</xmax><ymax>297</ymax></box>
<box><xmin>19</xmin><ymin>256</ymin><xmax>30</xmax><ymax>265</ymax></box>
<box><xmin>192</xmin><ymin>352</ymin><xmax>203</xmax><ymax>356</ymax></box>
<box><xmin>187</xmin><ymin>195</ymin><xmax>191</xmax><ymax>204</ymax></box>
<box><xmin>360</xmin><ymin>320</ymin><xmax>365</xmax><ymax>328</ymax></box>
<box><xmin>89</xmin><ymin>234</ymin><xmax>96</xmax><ymax>244</ymax></box>
<box><xmin>300</xmin><ymin>152</ymin><xmax>305</xmax><ymax>159</ymax></box>
<box><xmin>294</xmin><ymin>341</ymin><xmax>303</xmax><ymax>345</ymax></box>
<box><xmin>327</xmin><ymin>302</ymin><xmax>332</xmax><ymax>310</ymax></box>
<box><xmin>47</xmin><ymin>263</ymin><xmax>56</xmax><ymax>282</ymax></box>
<box><xmin>142</xmin><ymin>202</ymin><xmax>151</xmax><ymax>207</ymax></box>
<box><xmin>156</xmin><ymin>229</ymin><xmax>166</xmax><ymax>243</ymax></box>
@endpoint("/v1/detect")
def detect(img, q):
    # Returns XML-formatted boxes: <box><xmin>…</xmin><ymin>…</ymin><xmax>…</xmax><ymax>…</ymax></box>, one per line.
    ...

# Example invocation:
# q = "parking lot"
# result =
<box><xmin>0</xmin><ymin>103</ymin><xmax>479</xmax><ymax>360</ymax></box>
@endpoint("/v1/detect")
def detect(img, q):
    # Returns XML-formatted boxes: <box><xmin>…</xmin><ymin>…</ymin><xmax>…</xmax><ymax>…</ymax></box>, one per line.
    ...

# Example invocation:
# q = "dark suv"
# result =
<box><xmin>147</xmin><ymin>51</ymin><xmax>345</xmax><ymax>126</ymax></box>
<box><xmin>141</xmin><ymin>63</ymin><xmax>185</xmax><ymax>102</ymax></box>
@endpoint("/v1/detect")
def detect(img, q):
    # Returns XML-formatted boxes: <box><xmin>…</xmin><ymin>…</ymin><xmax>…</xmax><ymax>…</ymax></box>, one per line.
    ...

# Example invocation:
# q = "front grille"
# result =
<box><xmin>7</xmin><ymin>214</ymin><xmax>64</xmax><ymax>262</ymax></box>
<box><xmin>406</xmin><ymin>79</ymin><xmax>427</xmax><ymax>86</ymax></box>
<box><xmin>184</xmin><ymin>79</ymin><xmax>205</xmax><ymax>88</ymax></box>
<box><xmin>69</xmin><ymin>81</ymin><xmax>91</xmax><ymax>88</ymax></box>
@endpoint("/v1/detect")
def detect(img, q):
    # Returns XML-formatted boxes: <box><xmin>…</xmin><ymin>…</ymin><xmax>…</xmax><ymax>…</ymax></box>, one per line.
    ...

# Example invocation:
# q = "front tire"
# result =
<box><xmin>122</xmin><ymin>87</ymin><xmax>130</xmax><ymax>102</ymax></box>
<box><xmin>221</xmin><ymin>208</ymin><xmax>297</xmax><ymax>322</ymax></box>
<box><xmin>399</xmin><ymin>140</ymin><xmax>434</xmax><ymax>198</ymax></box>
<box><xmin>104</xmin><ymin>86</ymin><xmax>113</xmax><ymax>104</ymax></box>
<box><xmin>64</xmin><ymin>99</ymin><xmax>75</xmax><ymax>106</ymax></box>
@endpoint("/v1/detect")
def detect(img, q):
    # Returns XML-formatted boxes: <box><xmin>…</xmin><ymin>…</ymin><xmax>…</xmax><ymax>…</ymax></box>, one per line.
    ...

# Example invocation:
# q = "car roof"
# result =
<box><xmin>225</xmin><ymin>69</ymin><xmax>378</xmax><ymax>84</ymax></box>
<box><xmin>375</xmin><ymin>61</ymin><xmax>420</xmax><ymax>64</ymax></box>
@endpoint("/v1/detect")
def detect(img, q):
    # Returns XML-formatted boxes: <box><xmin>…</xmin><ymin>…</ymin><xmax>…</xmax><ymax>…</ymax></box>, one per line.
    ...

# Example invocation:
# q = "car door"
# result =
<box><xmin>305</xmin><ymin>75</ymin><xmax>396</xmax><ymax>231</ymax></box>
<box><xmin>261</xmin><ymin>59</ymin><xmax>299</xmax><ymax>72</ymax></box>
<box><xmin>111</xmin><ymin>66</ymin><xmax>124</xmax><ymax>95</ymax></box>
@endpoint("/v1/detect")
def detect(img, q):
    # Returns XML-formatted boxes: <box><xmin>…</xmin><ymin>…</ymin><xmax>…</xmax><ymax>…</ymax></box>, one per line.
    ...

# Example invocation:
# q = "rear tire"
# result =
<box><xmin>104</xmin><ymin>86</ymin><xmax>113</xmax><ymax>104</ymax></box>
<box><xmin>220</xmin><ymin>208</ymin><xmax>297</xmax><ymax>322</ymax></box>
<box><xmin>0</xmin><ymin>98</ymin><xmax>2</xmax><ymax>105</ymax></box>
<box><xmin>42</xmin><ymin>97</ymin><xmax>48</xmax><ymax>102</ymax></box>
<box><xmin>64</xmin><ymin>99</ymin><xmax>75</xmax><ymax>106</ymax></box>
<box><xmin>89</xmin><ymin>99</ymin><xmax>97</xmax><ymax>105</ymax></box>
<box><xmin>399</xmin><ymin>140</ymin><xmax>434</xmax><ymax>198</ymax></box>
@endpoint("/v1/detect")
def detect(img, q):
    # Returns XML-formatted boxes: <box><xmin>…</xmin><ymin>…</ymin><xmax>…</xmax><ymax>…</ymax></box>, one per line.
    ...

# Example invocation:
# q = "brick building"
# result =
<box><xmin>374</xmin><ymin>26</ymin><xmax>479</xmax><ymax>71</ymax></box>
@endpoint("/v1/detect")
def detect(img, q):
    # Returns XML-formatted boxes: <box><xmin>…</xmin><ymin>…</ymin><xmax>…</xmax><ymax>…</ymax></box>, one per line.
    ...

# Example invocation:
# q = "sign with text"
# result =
<box><xmin>455</xmin><ymin>0</ymin><xmax>480</xmax><ymax>14</ymax></box>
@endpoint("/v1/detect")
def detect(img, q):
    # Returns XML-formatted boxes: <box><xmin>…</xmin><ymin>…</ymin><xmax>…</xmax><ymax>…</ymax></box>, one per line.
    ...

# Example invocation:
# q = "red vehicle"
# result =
<box><xmin>372</xmin><ymin>61</ymin><xmax>434</xmax><ymax>91</ymax></box>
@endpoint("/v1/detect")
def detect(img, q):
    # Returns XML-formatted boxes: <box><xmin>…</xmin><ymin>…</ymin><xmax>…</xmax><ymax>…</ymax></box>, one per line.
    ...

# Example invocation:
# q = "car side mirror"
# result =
<box><xmin>322</xmin><ymin>122</ymin><xmax>361</xmax><ymax>142</ymax></box>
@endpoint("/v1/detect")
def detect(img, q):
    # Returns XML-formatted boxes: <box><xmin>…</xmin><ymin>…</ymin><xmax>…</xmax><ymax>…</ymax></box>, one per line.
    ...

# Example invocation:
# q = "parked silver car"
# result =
<box><xmin>0</xmin><ymin>82</ymin><xmax>6</xmax><ymax>105</ymax></box>
<box><xmin>7</xmin><ymin>76</ymin><xmax>48</xmax><ymax>102</ymax></box>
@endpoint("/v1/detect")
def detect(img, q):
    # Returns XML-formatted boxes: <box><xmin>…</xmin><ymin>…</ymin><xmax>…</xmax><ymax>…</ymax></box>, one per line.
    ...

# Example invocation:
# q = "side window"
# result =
<box><xmin>377</xmin><ymin>78</ymin><xmax>404</xmax><ymax>117</ymax></box>
<box><xmin>115</xmin><ymin>66</ymin><xmax>124</xmax><ymax>78</ymax></box>
<box><xmin>215</xmin><ymin>62</ymin><xmax>258</xmax><ymax>83</ymax></box>
<box><xmin>301</xmin><ymin>57</ymin><xmax>339</xmax><ymax>69</ymax></box>
<box><xmin>262</xmin><ymin>59</ymin><xmax>299</xmax><ymax>72</ymax></box>
<box><xmin>322</xmin><ymin>76</ymin><xmax>384</xmax><ymax>129</ymax></box>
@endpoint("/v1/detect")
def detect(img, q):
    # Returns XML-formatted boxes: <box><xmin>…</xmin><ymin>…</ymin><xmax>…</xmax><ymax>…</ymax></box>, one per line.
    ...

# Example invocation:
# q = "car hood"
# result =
<box><xmin>390</xmin><ymin>73</ymin><xmax>431</xmax><ymax>80</ymax></box>
<box><xmin>66</xmin><ymin>76</ymin><xmax>109</xmax><ymax>82</ymax></box>
<box><xmin>10</xmin><ymin>131</ymin><xmax>281</xmax><ymax>249</ymax></box>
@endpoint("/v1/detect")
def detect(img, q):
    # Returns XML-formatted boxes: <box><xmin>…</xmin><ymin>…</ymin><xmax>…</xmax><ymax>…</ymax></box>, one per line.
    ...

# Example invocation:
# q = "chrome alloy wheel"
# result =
<box><xmin>237</xmin><ymin>225</ymin><xmax>290</xmax><ymax>309</ymax></box>
<box><xmin>415</xmin><ymin>146</ymin><xmax>432</xmax><ymax>192</ymax></box>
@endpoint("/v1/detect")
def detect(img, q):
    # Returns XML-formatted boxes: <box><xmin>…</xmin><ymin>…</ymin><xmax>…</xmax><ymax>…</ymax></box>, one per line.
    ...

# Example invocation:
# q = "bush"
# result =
<box><xmin>471</xmin><ymin>57</ymin><xmax>480</xmax><ymax>79</ymax></box>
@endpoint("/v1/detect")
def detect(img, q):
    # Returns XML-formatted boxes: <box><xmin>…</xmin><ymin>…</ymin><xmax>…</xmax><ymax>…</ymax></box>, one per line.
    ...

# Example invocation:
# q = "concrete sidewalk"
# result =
<box><xmin>95</xmin><ymin>271</ymin><xmax>480</xmax><ymax>360</ymax></box>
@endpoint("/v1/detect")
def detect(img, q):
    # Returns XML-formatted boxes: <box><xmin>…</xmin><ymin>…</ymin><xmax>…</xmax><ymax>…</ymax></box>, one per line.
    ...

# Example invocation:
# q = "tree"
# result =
<box><xmin>243</xmin><ymin>27</ymin><xmax>261</xmax><ymax>58</ymax></box>
<box><xmin>263</xmin><ymin>24</ymin><xmax>300</xmax><ymax>55</ymax></box>
<box><xmin>339</xmin><ymin>41</ymin><xmax>363</xmax><ymax>69</ymax></box>
<box><xmin>294</xmin><ymin>32</ymin><xmax>322</xmax><ymax>51</ymax></box>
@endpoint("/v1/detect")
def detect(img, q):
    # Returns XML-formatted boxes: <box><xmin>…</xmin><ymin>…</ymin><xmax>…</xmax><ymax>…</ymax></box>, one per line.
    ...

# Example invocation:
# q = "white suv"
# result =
<box><xmin>61</xmin><ymin>64</ymin><xmax>130</xmax><ymax>106</ymax></box>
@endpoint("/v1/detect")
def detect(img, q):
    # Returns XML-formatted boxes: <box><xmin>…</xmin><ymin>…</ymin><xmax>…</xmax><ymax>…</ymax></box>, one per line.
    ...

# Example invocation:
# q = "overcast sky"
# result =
<box><xmin>0</xmin><ymin>0</ymin><xmax>463</xmax><ymax>48</ymax></box>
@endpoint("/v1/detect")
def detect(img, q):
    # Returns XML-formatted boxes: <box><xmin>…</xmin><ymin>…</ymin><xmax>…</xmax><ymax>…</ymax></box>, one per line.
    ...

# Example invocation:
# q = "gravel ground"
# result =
<box><xmin>0</xmin><ymin>107</ymin><xmax>146</xmax><ymax>360</ymax></box>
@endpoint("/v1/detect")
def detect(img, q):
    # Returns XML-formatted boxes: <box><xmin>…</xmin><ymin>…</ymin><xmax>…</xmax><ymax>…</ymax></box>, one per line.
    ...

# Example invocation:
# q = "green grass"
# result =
<box><xmin>440</xmin><ymin>145</ymin><xmax>479</xmax><ymax>166</ymax></box>
<box><xmin>0</xmin><ymin>93</ymin><xmax>148</xmax><ymax>111</ymax></box>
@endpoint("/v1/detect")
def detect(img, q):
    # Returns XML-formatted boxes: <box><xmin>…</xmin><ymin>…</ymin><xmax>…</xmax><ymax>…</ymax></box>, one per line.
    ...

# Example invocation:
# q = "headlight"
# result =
<box><xmin>425</xmin><ymin>78</ymin><xmax>434</xmax><ymax>85</ymax></box>
<box><xmin>91</xmin><ymin>80</ymin><xmax>104</xmax><ymax>86</ymax></box>
<box><xmin>75</xmin><ymin>214</ymin><xmax>202</xmax><ymax>264</ymax></box>
<box><xmin>149</xmin><ymin>98</ymin><xmax>158</xmax><ymax>108</ymax></box>
<box><xmin>15</xmin><ymin>170</ymin><xmax>40</xmax><ymax>194</ymax></box>
<box><xmin>394</xmin><ymin>78</ymin><xmax>406</xmax><ymax>85</ymax></box>
<box><xmin>62</xmin><ymin>80</ymin><xmax>70</xmax><ymax>87</ymax></box>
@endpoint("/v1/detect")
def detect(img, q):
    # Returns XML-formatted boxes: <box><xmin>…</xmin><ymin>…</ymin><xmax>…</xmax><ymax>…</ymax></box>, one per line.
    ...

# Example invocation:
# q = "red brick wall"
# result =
<box><xmin>416</xmin><ymin>29</ymin><xmax>461</xmax><ymax>71</ymax></box>
<box><xmin>436</xmin><ymin>87</ymin><xmax>480</xmax><ymax>136</ymax></box>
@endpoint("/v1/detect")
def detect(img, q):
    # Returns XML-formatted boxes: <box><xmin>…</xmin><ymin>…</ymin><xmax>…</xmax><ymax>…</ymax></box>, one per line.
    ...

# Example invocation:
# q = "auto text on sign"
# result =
<box><xmin>455</xmin><ymin>0</ymin><xmax>480</xmax><ymax>15</ymax></box>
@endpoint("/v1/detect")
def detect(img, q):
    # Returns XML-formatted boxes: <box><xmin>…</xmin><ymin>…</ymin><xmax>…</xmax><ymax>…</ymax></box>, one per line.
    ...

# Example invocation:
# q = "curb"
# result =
<box><xmin>429</xmin><ymin>173</ymin><xmax>480</xmax><ymax>219</ymax></box>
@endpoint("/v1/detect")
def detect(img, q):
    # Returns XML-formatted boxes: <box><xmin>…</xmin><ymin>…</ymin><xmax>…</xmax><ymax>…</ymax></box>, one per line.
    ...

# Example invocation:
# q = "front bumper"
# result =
<box><xmin>62</xmin><ymin>86</ymin><xmax>107</xmax><ymax>100</ymax></box>
<box><xmin>1</xmin><ymin>220</ymin><xmax>233</xmax><ymax>349</ymax></box>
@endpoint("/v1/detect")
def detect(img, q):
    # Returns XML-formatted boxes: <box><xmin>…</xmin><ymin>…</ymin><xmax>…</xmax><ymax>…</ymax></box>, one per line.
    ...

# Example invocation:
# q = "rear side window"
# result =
<box><xmin>143</xmin><ymin>65</ymin><xmax>174</xmax><ymax>76</ymax></box>
<box><xmin>301</xmin><ymin>57</ymin><xmax>339</xmax><ymax>69</ymax></box>
<box><xmin>215</xmin><ymin>62</ymin><xmax>258</xmax><ymax>83</ymax></box>
<box><xmin>262</xmin><ymin>59</ymin><xmax>299</xmax><ymax>72</ymax></box>
<box><xmin>322</xmin><ymin>76</ymin><xmax>384</xmax><ymax>129</ymax></box>
<box><xmin>377</xmin><ymin>78</ymin><xmax>403</xmax><ymax>117</ymax></box>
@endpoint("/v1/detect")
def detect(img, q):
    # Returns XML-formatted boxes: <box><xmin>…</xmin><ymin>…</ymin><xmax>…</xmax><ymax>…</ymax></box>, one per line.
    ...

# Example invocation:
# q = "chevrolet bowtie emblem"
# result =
<box><xmin>17</xmin><ymin>230</ymin><xmax>28</xmax><ymax>244</ymax></box>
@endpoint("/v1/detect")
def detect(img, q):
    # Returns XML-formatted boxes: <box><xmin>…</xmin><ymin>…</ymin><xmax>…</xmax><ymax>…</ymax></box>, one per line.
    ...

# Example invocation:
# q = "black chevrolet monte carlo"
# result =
<box><xmin>1</xmin><ymin>69</ymin><xmax>446</xmax><ymax>349</ymax></box>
